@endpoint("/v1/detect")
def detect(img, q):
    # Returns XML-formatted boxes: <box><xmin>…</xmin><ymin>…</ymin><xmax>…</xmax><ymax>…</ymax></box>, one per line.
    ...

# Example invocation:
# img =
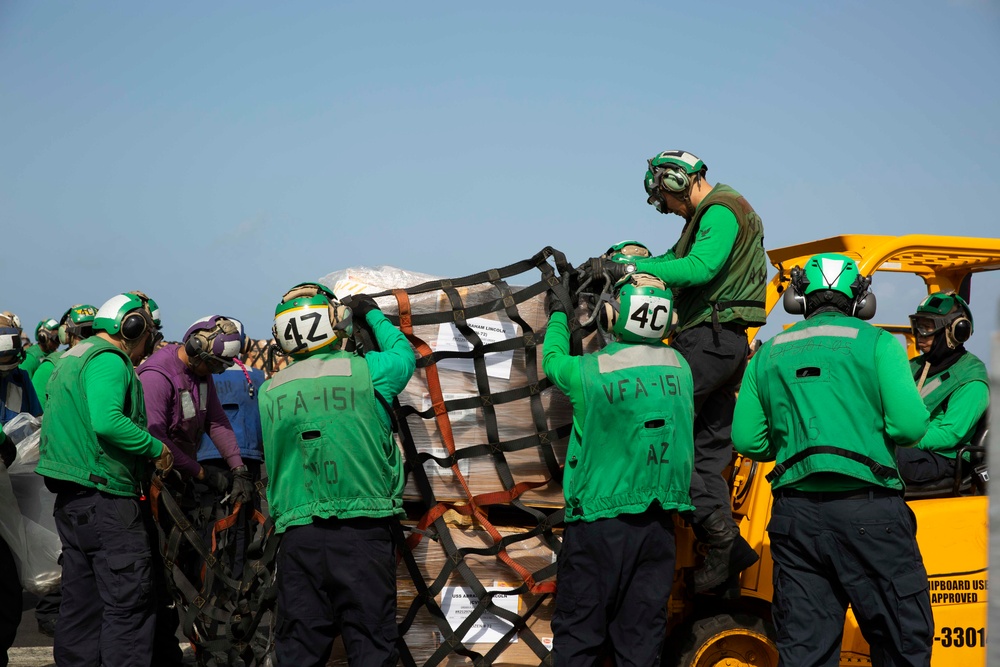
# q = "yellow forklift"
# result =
<box><xmin>666</xmin><ymin>234</ymin><xmax>999</xmax><ymax>667</ymax></box>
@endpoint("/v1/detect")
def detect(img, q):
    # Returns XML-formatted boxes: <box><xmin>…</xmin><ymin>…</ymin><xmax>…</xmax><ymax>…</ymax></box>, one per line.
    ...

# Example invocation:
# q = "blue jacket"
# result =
<box><xmin>1</xmin><ymin>368</ymin><xmax>43</xmax><ymax>425</ymax></box>
<box><xmin>197</xmin><ymin>364</ymin><xmax>265</xmax><ymax>462</ymax></box>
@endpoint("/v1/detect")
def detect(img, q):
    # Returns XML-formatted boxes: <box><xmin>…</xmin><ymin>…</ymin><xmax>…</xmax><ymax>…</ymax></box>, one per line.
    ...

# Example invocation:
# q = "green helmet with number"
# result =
<box><xmin>598</xmin><ymin>273</ymin><xmax>675</xmax><ymax>344</ymax></box>
<box><xmin>644</xmin><ymin>150</ymin><xmax>707</xmax><ymax>196</ymax></box>
<box><xmin>58</xmin><ymin>304</ymin><xmax>98</xmax><ymax>345</ymax></box>
<box><xmin>272</xmin><ymin>283</ymin><xmax>352</xmax><ymax>358</ymax></box>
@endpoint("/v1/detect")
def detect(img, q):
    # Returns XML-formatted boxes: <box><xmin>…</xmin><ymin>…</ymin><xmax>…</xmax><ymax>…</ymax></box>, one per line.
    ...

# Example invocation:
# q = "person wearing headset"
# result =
<box><xmin>195</xmin><ymin>325</ymin><xmax>265</xmax><ymax>579</ymax></box>
<box><xmin>31</xmin><ymin>305</ymin><xmax>98</xmax><ymax>410</ymax></box>
<box><xmin>584</xmin><ymin>150</ymin><xmax>768</xmax><ymax>594</ymax></box>
<box><xmin>732</xmin><ymin>254</ymin><xmax>933</xmax><ymax>666</ymax></box>
<box><xmin>19</xmin><ymin>319</ymin><xmax>60</xmax><ymax>378</ymax></box>
<box><xmin>137</xmin><ymin>314</ymin><xmax>254</xmax><ymax>666</ymax></box>
<box><xmin>897</xmin><ymin>292</ymin><xmax>990</xmax><ymax>486</ymax></box>
<box><xmin>543</xmin><ymin>273</ymin><xmax>694</xmax><ymax>666</ymax></box>
<box><xmin>260</xmin><ymin>283</ymin><xmax>415</xmax><ymax>667</ymax></box>
<box><xmin>0</xmin><ymin>311</ymin><xmax>44</xmax><ymax>667</ymax></box>
<box><xmin>35</xmin><ymin>292</ymin><xmax>173</xmax><ymax>667</ymax></box>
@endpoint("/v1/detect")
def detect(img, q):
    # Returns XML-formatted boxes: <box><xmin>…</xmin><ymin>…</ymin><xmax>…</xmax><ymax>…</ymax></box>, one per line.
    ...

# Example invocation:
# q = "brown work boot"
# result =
<box><xmin>692</xmin><ymin>508</ymin><xmax>759</xmax><ymax>593</ymax></box>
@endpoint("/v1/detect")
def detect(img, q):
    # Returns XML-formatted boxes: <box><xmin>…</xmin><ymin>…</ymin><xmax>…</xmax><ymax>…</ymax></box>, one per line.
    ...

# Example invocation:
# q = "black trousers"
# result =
<box><xmin>276</xmin><ymin>517</ymin><xmax>399</xmax><ymax>667</ymax></box>
<box><xmin>896</xmin><ymin>448</ymin><xmax>957</xmax><ymax>486</ymax></box>
<box><xmin>767</xmin><ymin>492</ymin><xmax>933</xmax><ymax>667</ymax></box>
<box><xmin>552</xmin><ymin>509</ymin><xmax>676</xmax><ymax>667</ymax></box>
<box><xmin>0</xmin><ymin>536</ymin><xmax>22</xmax><ymax>667</ymax></box>
<box><xmin>672</xmin><ymin>324</ymin><xmax>749</xmax><ymax>524</ymax></box>
<box><xmin>53</xmin><ymin>490</ymin><xmax>155</xmax><ymax>667</ymax></box>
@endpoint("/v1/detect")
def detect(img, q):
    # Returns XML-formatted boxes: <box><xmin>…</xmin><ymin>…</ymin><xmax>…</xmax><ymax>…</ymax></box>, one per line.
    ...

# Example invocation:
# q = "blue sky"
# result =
<box><xmin>2</xmin><ymin>1</ymin><xmax>999</xmax><ymax>360</ymax></box>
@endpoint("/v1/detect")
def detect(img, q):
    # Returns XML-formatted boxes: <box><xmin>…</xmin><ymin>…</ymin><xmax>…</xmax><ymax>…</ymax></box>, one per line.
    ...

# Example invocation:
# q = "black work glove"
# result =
<box><xmin>0</xmin><ymin>436</ymin><xmax>15</xmax><ymax>469</ymax></box>
<box><xmin>342</xmin><ymin>294</ymin><xmax>380</xmax><ymax>323</ymax></box>
<box><xmin>203</xmin><ymin>470</ymin><xmax>230</xmax><ymax>495</ymax></box>
<box><xmin>544</xmin><ymin>273</ymin><xmax>573</xmax><ymax>318</ymax></box>
<box><xmin>601</xmin><ymin>257</ymin><xmax>637</xmax><ymax>284</ymax></box>
<box><xmin>230</xmin><ymin>466</ymin><xmax>254</xmax><ymax>506</ymax></box>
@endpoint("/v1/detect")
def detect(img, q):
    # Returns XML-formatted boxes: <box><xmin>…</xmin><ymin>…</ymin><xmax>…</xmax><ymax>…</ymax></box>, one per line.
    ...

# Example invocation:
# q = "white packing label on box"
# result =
<box><xmin>439</xmin><ymin>585</ymin><xmax>520</xmax><ymax>644</ymax></box>
<box><xmin>433</xmin><ymin>317</ymin><xmax>519</xmax><ymax>380</ymax></box>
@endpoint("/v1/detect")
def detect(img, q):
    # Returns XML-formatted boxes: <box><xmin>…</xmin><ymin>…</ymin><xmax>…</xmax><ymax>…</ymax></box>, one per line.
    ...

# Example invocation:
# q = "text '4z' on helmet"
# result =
<box><xmin>58</xmin><ymin>304</ymin><xmax>99</xmax><ymax>345</ymax></box>
<box><xmin>782</xmin><ymin>253</ymin><xmax>876</xmax><ymax>320</ymax></box>
<box><xmin>598</xmin><ymin>273</ymin><xmax>676</xmax><ymax>344</ymax></box>
<box><xmin>644</xmin><ymin>150</ymin><xmax>707</xmax><ymax>198</ymax></box>
<box><xmin>909</xmin><ymin>291</ymin><xmax>973</xmax><ymax>346</ymax></box>
<box><xmin>273</xmin><ymin>282</ymin><xmax>352</xmax><ymax>357</ymax></box>
<box><xmin>0</xmin><ymin>326</ymin><xmax>25</xmax><ymax>371</ymax></box>
<box><xmin>184</xmin><ymin>316</ymin><xmax>244</xmax><ymax>372</ymax></box>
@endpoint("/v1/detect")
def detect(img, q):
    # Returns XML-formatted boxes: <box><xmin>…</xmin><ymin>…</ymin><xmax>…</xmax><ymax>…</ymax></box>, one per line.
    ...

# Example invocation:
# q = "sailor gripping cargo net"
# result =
<box><xmin>354</xmin><ymin>246</ymin><xmax>589</xmax><ymax>666</ymax></box>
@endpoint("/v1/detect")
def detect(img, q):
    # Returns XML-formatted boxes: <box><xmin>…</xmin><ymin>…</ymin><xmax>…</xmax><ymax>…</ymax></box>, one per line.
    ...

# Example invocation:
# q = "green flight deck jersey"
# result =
<box><xmin>36</xmin><ymin>337</ymin><xmax>163</xmax><ymax>497</ymax></box>
<box><xmin>543</xmin><ymin>313</ymin><xmax>696</xmax><ymax>522</ymax></box>
<box><xmin>733</xmin><ymin>312</ymin><xmax>929</xmax><ymax>492</ymax></box>
<box><xmin>910</xmin><ymin>352</ymin><xmax>989</xmax><ymax>459</ymax></box>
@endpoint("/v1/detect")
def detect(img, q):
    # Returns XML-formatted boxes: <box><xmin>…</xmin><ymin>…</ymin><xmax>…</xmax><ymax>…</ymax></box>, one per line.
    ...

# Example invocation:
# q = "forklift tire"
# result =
<box><xmin>672</xmin><ymin>612</ymin><xmax>779</xmax><ymax>667</ymax></box>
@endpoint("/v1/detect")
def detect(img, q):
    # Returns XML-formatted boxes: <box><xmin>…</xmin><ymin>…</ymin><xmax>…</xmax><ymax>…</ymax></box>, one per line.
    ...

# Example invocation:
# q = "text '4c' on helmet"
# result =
<box><xmin>58</xmin><ymin>304</ymin><xmax>98</xmax><ymax>345</ymax></box>
<box><xmin>272</xmin><ymin>282</ymin><xmax>353</xmax><ymax>358</ymax></box>
<box><xmin>782</xmin><ymin>253</ymin><xmax>876</xmax><ymax>320</ymax></box>
<box><xmin>184</xmin><ymin>315</ymin><xmax>245</xmax><ymax>373</ymax></box>
<box><xmin>909</xmin><ymin>291</ymin><xmax>973</xmax><ymax>347</ymax></box>
<box><xmin>597</xmin><ymin>273</ymin><xmax>677</xmax><ymax>344</ymax></box>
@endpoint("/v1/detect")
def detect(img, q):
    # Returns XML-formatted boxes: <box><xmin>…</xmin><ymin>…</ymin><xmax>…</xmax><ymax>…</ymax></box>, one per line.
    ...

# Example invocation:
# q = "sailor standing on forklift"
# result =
<box><xmin>590</xmin><ymin>150</ymin><xmax>767</xmax><ymax>593</ymax></box>
<box><xmin>732</xmin><ymin>254</ymin><xmax>933</xmax><ymax>667</ymax></box>
<box><xmin>259</xmin><ymin>283</ymin><xmax>415</xmax><ymax>667</ymax></box>
<box><xmin>544</xmin><ymin>273</ymin><xmax>694</xmax><ymax>665</ymax></box>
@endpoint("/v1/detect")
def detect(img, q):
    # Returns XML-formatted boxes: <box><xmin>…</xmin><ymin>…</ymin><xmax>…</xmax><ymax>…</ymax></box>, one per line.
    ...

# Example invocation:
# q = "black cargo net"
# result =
<box><xmin>150</xmin><ymin>247</ymin><xmax>588</xmax><ymax>666</ymax></box>
<box><xmin>361</xmin><ymin>247</ymin><xmax>587</xmax><ymax>666</ymax></box>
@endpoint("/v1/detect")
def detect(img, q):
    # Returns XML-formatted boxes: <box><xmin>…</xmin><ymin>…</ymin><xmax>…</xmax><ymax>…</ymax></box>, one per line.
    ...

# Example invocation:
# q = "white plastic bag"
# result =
<box><xmin>2</xmin><ymin>413</ymin><xmax>61</xmax><ymax>594</ymax></box>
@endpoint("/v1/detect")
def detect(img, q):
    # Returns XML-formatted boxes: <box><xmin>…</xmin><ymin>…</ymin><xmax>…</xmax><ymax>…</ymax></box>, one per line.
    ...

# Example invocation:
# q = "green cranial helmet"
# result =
<box><xmin>93</xmin><ymin>294</ymin><xmax>155</xmax><ymax>340</ymax></box>
<box><xmin>603</xmin><ymin>240</ymin><xmax>651</xmax><ymax>259</ymax></box>
<box><xmin>58</xmin><ymin>304</ymin><xmax>98</xmax><ymax>345</ymax></box>
<box><xmin>272</xmin><ymin>288</ymin><xmax>351</xmax><ymax>358</ymax></box>
<box><xmin>644</xmin><ymin>150</ymin><xmax>707</xmax><ymax>196</ymax></box>
<box><xmin>784</xmin><ymin>253</ymin><xmax>876</xmax><ymax>320</ymax></box>
<box><xmin>35</xmin><ymin>318</ymin><xmax>59</xmax><ymax>340</ymax></box>
<box><xmin>801</xmin><ymin>253</ymin><xmax>862</xmax><ymax>298</ymax></box>
<box><xmin>910</xmin><ymin>291</ymin><xmax>974</xmax><ymax>344</ymax></box>
<box><xmin>598</xmin><ymin>273</ymin><xmax>675</xmax><ymax>344</ymax></box>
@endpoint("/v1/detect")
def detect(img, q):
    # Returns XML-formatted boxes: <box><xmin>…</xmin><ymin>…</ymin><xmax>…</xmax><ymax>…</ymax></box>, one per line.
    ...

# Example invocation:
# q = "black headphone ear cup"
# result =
<box><xmin>185</xmin><ymin>334</ymin><xmax>204</xmax><ymax>357</ymax></box>
<box><xmin>952</xmin><ymin>317</ymin><xmax>972</xmax><ymax>343</ymax></box>
<box><xmin>854</xmin><ymin>292</ymin><xmax>877</xmax><ymax>320</ymax></box>
<box><xmin>121</xmin><ymin>312</ymin><xmax>147</xmax><ymax>341</ymax></box>
<box><xmin>782</xmin><ymin>288</ymin><xmax>805</xmax><ymax>315</ymax></box>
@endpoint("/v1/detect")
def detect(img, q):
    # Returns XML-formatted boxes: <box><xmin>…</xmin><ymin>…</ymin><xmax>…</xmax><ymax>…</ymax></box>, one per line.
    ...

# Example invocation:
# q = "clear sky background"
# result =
<box><xmin>2</xmin><ymin>1</ymin><xmax>999</xmax><ymax>361</ymax></box>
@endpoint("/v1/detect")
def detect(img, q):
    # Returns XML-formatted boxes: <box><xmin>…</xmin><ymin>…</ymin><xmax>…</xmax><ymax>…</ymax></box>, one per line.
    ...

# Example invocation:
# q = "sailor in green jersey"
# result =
<box><xmin>33</xmin><ymin>304</ymin><xmax>98</xmax><ymax>409</ymax></box>
<box><xmin>36</xmin><ymin>292</ymin><xmax>173</xmax><ymax>667</ymax></box>
<box><xmin>732</xmin><ymin>254</ymin><xmax>933</xmax><ymax>667</ymax></box>
<box><xmin>544</xmin><ymin>273</ymin><xmax>694</xmax><ymax>666</ymax></box>
<box><xmin>260</xmin><ymin>283</ymin><xmax>415</xmax><ymax>667</ymax></box>
<box><xmin>21</xmin><ymin>319</ymin><xmax>59</xmax><ymax>377</ymax></box>
<box><xmin>898</xmin><ymin>292</ymin><xmax>989</xmax><ymax>485</ymax></box>
<box><xmin>586</xmin><ymin>150</ymin><xmax>767</xmax><ymax>593</ymax></box>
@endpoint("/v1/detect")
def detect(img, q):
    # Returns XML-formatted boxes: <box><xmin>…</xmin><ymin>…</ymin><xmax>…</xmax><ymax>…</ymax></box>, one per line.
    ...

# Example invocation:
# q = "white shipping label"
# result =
<box><xmin>440</xmin><ymin>585</ymin><xmax>520</xmax><ymax>644</ymax></box>
<box><xmin>433</xmin><ymin>318</ymin><xmax>518</xmax><ymax>380</ymax></box>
